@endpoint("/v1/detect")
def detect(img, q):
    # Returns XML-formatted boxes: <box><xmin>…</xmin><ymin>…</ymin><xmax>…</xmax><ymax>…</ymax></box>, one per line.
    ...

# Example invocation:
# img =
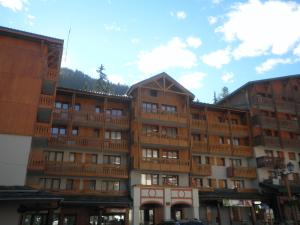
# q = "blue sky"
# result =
<box><xmin>1</xmin><ymin>0</ymin><xmax>300</xmax><ymax>103</ymax></box>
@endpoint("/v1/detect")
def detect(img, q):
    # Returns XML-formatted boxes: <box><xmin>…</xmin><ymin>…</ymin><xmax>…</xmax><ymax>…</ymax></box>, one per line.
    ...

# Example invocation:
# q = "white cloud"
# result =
<box><xmin>212</xmin><ymin>0</ymin><xmax>222</xmax><ymax>4</ymax></box>
<box><xmin>27</xmin><ymin>14</ymin><xmax>35</xmax><ymax>26</ymax></box>
<box><xmin>186</xmin><ymin>36</ymin><xmax>202</xmax><ymax>49</ymax></box>
<box><xmin>137</xmin><ymin>37</ymin><xmax>197</xmax><ymax>74</ymax></box>
<box><xmin>256</xmin><ymin>58</ymin><xmax>292</xmax><ymax>74</ymax></box>
<box><xmin>104</xmin><ymin>23</ymin><xmax>121</xmax><ymax>32</ymax></box>
<box><xmin>221</xmin><ymin>72</ymin><xmax>234</xmax><ymax>83</ymax></box>
<box><xmin>208</xmin><ymin>16</ymin><xmax>218</xmax><ymax>25</ymax></box>
<box><xmin>294</xmin><ymin>43</ymin><xmax>300</xmax><ymax>57</ymax></box>
<box><xmin>108</xmin><ymin>74</ymin><xmax>125</xmax><ymax>84</ymax></box>
<box><xmin>0</xmin><ymin>0</ymin><xmax>27</xmax><ymax>11</ymax></box>
<box><xmin>176</xmin><ymin>11</ymin><xmax>187</xmax><ymax>20</ymax></box>
<box><xmin>202</xmin><ymin>48</ymin><xmax>231</xmax><ymax>69</ymax></box>
<box><xmin>178</xmin><ymin>72</ymin><xmax>206</xmax><ymax>90</ymax></box>
<box><xmin>131</xmin><ymin>38</ymin><xmax>140</xmax><ymax>44</ymax></box>
<box><xmin>216</xmin><ymin>0</ymin><xmax>300</xmax><ymax>59</ymax></box>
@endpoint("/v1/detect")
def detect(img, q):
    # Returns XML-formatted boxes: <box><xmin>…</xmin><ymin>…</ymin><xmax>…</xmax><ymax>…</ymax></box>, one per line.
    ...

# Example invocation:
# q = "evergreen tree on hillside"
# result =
<box><xmin>96</xmin><ymin>64</ymin><xmax>111</xmax><ymax>93</ymax></box>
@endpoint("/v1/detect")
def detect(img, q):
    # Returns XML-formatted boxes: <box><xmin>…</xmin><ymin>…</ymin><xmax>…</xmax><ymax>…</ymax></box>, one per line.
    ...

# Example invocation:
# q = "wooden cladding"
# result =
<box><xmin>39</xmin><ymin>94</ymin><xmax>54</xmax><ymax>108</ymax></box>
<box><xmin>53</xmin><ymin>109</ymin><xmax>129</xmax><ymax>129</ymax></box>
<box><xmin>227</xmin><ymin>167</ymin><xmax>257</xmax><ymax>179</ymax></box>
<box><xmin>49</xmin><ymin>136</ymin><xmax>129</xmax><ymax>152</ymax></box>
<box><xmin>140</xmin><ymin>158</ymin><xmax>190</xmax><ymax>172</ymax></box>
<box><xmin>256</xmin><ymin>156</ymin><xmax>285</xmax><ymax>169</ymax></box>
<box><xmin>34</xmin><ymin>123</ymin><xmax>51</xmax><ymax>137</ymax></box>
<box><xmin>191</xmin><ymin>163</ymin><xmax>212</xmax><ymax>176</ymax></box>
<box><xmin>140</xmin><ymin>133</ymin><xmax>188</xmax><ymax>147</ymax></box>
<box><xmin>141</xmin><ymin>111</ymin><xmax>187</xmax><ymax>124</ymax></box>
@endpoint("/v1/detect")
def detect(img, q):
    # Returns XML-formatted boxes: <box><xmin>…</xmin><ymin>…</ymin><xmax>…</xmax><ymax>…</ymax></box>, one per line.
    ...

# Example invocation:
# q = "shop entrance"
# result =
<box><xmin>140</xmin><ymin>203</ymin><xmax>163</xmax><ymax>225</ymax></box>
<box><xmin>171</xmin><ymin>203</ymin><xmax>192</xmax><ymax>221</ymax></box>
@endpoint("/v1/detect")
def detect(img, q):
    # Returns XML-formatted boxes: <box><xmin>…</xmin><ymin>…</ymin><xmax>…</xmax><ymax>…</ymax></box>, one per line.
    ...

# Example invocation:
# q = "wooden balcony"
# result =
<box><xmin>251</xmin><ymin>96</ymin><xmax>274</xmax><ymax>111</ymax></box>
<box><xmin>256</xmin><ymin>156</ymin><xmax>285</xmax><ymax>169</ymax></box>
<box><xmin>140</xmin><ymin>158</ymin><xmax>190</xmax><ymax>172</ymax></box>
<box><xmin>141</xmin><ymin>110</ymin><xmax>188</xmax><ymax>124</ymax></box>
<box><xmin>191</xmin><ymin>119</ymin><xmax>206</xmax><ymax>130</ymax></box>
<box><xmin>44</xmin><ymin>68</ymin><xmax>58</xmax><ymax>81</ymax></box>
<box><xmin>237</xmin><ymin>188</ymin><xmax>259</xmax><ymax>193</ymax></box>
<box><xmin>44</xmin><ymin>161</ymin><xmax>128</xmax><ymax>179</ymax></box>
<box><xmin>27</xmin><ymin>159</ymin><xmax>44</xmax><ymax>171</ymax></box>
<box><xmin>48</xmin><ymin>135</ymin><xmax>129</xmax><ymax>153</ymax></box>
<box><xmin>279</xmin><ymin>120</ymin><xmax>299</xmax><ymax>132</ymax></box>
<box><xmin>231</xmin><ymin>124</ymin><xmax>249</xmax><ymax>137</ymax></box>
<box><xmin>227</xmin><ymin>167</ymin><xmax>257</xmax><ymax>179</ymax></box>
<box><xmin>140</xmin><ymin>133</ymin><xmax>188</xmax><ymax>147</ymax></box>
<box><xmin>208</xmin><ymin>122</ymin><xmax>230</xmax><ymax>135</ymax></box>
<box><xmin>275</xmin><ymin>100</ymin><xmax>296</xmax><ymax>114</ymax></box>
<box><xmin>191</xmin><ymin>141</ymin><xmax>208</xmax><ymax>153</ymax></box>
<box><xmin>209</xmin><ymin>144</ymin><xmax>231</xmax><ymax>155</ymax></box>
<box><xmin>254</xmin><ymin>135</ymin><xmax>280</xmax><ymax>147</ymax></box>
<box><xmin>34</xmin><ymin>123</ymin><xmax>50</xmax><ymax>137</ymax></box>
<box><xmin>232</xmin><ymin>145</ymin><xmax>252</xmax><ymax>157</ymax></box>
<box><xmin>282</xmin><ymin>138</ymin><xmax>300</xmax><ymax>150</ymax></box>
<box><xmin>191</xmin><ymin>163</ymin><xmax>212</xmax><ymax>176</ymax></box>
<box><xmin>39</xmin><ymin>94</ymin><xmax>54</xmax><ymax>108</ymax></box>
<box><xmin>252</xmin><ymin>115</ymin><xmax>277</xmax><ymax>129</ymax></box>
<box><xmin>53</xmin><ymin>109</ymin><xmax>129</xmax><ymax>129</ymax></box>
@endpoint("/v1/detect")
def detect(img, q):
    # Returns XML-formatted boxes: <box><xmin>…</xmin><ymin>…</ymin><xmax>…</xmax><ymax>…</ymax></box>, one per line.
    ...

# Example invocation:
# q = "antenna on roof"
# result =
<box><xmin>64</xmin><ymin>26</ymin><xmax>71</xmax><ymax>63</ymax></box>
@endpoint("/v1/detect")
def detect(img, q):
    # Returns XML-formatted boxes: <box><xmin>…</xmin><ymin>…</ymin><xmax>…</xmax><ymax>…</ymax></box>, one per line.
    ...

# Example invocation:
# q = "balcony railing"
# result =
<box><xmin>27</xmin><ymin>159</ymin><xmax>45</xmax><ymax>171</ymax></box>
<box><xmin>140</xmin><ymin>133</ymin><xmax>188</xmax><ymax>147</ymax></box>
<box><xmin>34</xmin><ymin>123</ymin><xmax>51</xmax><ymax>137</ymax></box>
<box><xmin>227</xmin><ymin>167</ymin><xmax>257</xmax><ymax>179</ymax></box>
<box><xmin>191</xmin><ymin>163</ymin><xmax>212</xmax><ymax>176</ymax></box>
<box><xmin>256</xmin><ymin>156</ymin><xmax>285</xmax><ymax>169</ymax></box>
<box><xmin>141</xmin><ymin>110</ymin><xmax>188</xmax><ymax>124</ymax></box>
<box><xmin>140</xmin><ymin>158</ymin><xmax>190</xmax><ymax>172</ymax></box>
<box><xmin>252</xmin><ymin>115</ymin><xmax>277</xmax><ymax>129</ymax></box>
<box><xmin>275</xmin><ymin>100</ymin><xmax>296</xmax><ymax>114</ymax></box>
<box><xmin>279</xmin><ymin>120</ymin><xmax>299</xmax><ymax>131</ymax></box>
<box><xmin>232</xmin><ymin>146</ymin><xmax>252</xmax><ymax>157</ymax></box>
<box><xmin>39</xmin><ymin>94</ymin><xmax>54</xmax><ymax>108</ymax></box>
<box><xmin>44</xmin><ymin>68</ymin><xmax>58</xmax><ymax>81</ymax></box>
<box><xmin>282</xmin><ymin>138</ymin><xmax>300</xmax><ymax>150</ymax></box>
<box><xmin>208</xmin><ymin>122</ymin><xmax>230</xmax><ymax>135</ymax></box>
<box><xmin>209</xmin><ymin>144</ymin><xmax>231</xmax><ymax>155</ymax></box>
<box><xmin>191</xmin><ymin>141</ymin><xmax>208</xmax><ymax>153</ymax></box>
<box><xmin>44</xmin><ymin>161</ymin><xmax>128</xmax><ymax>178</ymax></box>
<box><xmin>254</xmin><ymin>135</ymin><xmax>280</xmax><ymax>147</ymax></box>
<box><xmin>231</xmin><ymin>124</ymin><xmax>249</xmax><ymax>136</ymax></box>
<box><xmin>49</xmin><ymin>135</ymin><xmax>129</xmax><ymax>152</ymax></box>
<box><xmin>191</xmin><ymin>119</ymin><xmax>206</xmax><ymax>130</ymax></box>
<box><xmin>251</xmin><ymin>96</ymin><xmax>274</xmax><ymax>110</ymax></box>
<box><xmin>53</xmin><ymin>109</ymin><xmax>129</xmax><ymax>129</ymax></box>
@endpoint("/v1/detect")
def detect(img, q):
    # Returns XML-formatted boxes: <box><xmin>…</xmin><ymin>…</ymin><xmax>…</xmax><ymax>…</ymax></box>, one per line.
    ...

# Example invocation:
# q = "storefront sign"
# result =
<box><xmin>105</xmin><ymin>208</ymin><xmax>127</xmax><ymax>214</ymax></box>
<box><xmin>223</xmin><ymin>199</ymin><xmax>252</xmax><ymax>207</ymax></box>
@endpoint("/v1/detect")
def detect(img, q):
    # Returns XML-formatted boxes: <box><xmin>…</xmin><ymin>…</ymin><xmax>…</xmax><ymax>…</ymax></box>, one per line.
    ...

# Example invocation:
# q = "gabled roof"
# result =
<box><xmin>126</xmin><ymin>72</ymin><xmax>195</xmax><ymax>99</ymax></box>
<box><xmin>218</xmin><ymin>73</ymin><xmax>300</xmax><ymax>105</ymax></box>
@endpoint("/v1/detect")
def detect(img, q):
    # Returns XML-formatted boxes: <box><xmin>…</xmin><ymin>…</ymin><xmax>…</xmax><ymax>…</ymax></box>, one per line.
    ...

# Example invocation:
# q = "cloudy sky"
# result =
<box><xmin>1</xmin><ymin>0</ymin><xmax>300</xmax><ymax>102</ymax></box>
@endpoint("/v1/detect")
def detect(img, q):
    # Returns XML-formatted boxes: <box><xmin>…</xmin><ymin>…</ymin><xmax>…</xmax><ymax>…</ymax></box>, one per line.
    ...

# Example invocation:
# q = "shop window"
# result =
<box><xmin>141</xmin><ymin>174</ymin><xmax>158</xmax><ymax>185</ymax></box>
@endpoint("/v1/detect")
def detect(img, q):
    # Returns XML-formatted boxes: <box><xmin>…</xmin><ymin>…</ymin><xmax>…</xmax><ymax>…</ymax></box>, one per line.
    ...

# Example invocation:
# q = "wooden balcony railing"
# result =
<box><xmin>279</xmin><ymin>120</ymin><xmax>299</xmax><ymax>131</ymax></box>
<box><xmin>275</xmin><ymin>100</ymin><xmax>296</xmax><ymax>114</ymax></box>
<box><xmin>232</xmin><ymin>146</ymin><xmax>252</xmax><ymax>157</ymax></box>
<box><xmin>282</xmin><ymin>138</ymin><xmax>300</xmax><ymax>150</ymax></box>
<box><xmin>251</xmin><ymin>96</ymin><xmax>274</xmax><ymax>110</ymax></box>
<box><xmin>208</xmin><ymin>122</ymin><xmax>230</xmax><ymax>134</ymax></box>
<box><xmin>34</xmin><ymin>123</ymin><xmax>50</xmax><ymax>137</ymax></box>
<box><xmin>256</xmin><ymin>156</ymin><xmax>285</xmax><ymax>169</ymax></box>
<box><xmin>191</xmin><ymin>119</ymin><xmax>206</xmax><ymax>130</ymax></box>
<box><xmin>191</xmin><ymin>163</ymin><xmax>212</xmax><ymax>176</ymax></box>
<box><xmin>53</xmin><ymin>109</ymin><xmax>129</xmax><ymax>129</ymax></box>
<box><xmin>227</xmin><ymin>167</ymin><xmax>257</xmax><ymax>179</ymax></box>
<box><xmin>191</xmin><ymin>141</ymin><xmax>208</xmax><ymax>153</ymax></box>
<box><xmin>231</xmin><ymin>124</ymin><xmax>249</xmax><ymax>136</ymax></box>
<box><xmin>140</xmin><ymin>158</ymin><xmax>190</xmax><ymax>172</ymax></box>
<box><xmin>254</xmin><ymin>135</ymin><xmax>280</xmax><ymax>147</ymax></box>
<box><xmin>49</xmin><ymin>135</ymin><xmax>129</xmax><ymax>152</ymax></box>
<box><xmin>252</xmin><ymin>115</ymin><xmax>277</xmax><ymax>129</ymax></box>
<box><xmin>141</xmin><ymin>110</ymin><xmax>188</xmax><ymax>124</ymax></box>
<box><xmin>44</xmin><ymin>68</ymin><xmax>58</xmax><ymax>81</ymax></box>
<box><xmin>44</xmin><ymin>161</ymin><xmax>128</xmax><ymax>178</ymax></box>
<box><xmin>237</xmin><ymin>188</ymin><xmax>259</xmax><ymax>193</ymax></box>
<box><xmin>209</xmin><ymin>144</ymin><xmax>231</xmax><ymax>155</ymax></box>
<box><xmin>27</xmin><ymin>159</ymin><xmax>45</xmax><ymax>171</ymax></box>
<box><xmin>39</xmin><ymin>94</ymin><xmax>54</xmax><ymax>108</ymax></box>
<box><xmin>140</xmin><ymin>133</ymin><xmax>188</xmax><ymax>147</ymax></box>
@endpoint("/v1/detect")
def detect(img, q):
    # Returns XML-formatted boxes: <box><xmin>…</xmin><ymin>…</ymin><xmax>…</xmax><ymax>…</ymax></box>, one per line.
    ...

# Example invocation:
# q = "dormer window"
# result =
<box><xmin>150</xmin><ymin>90</ymin><xmax>158</xmax><ymax>97</ymax></box>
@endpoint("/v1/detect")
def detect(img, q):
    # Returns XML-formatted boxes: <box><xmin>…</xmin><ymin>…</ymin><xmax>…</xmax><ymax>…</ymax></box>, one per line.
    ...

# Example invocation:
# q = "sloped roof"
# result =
<box><xmin>126</xmin><ymin>72</ymin><xmax>195</xmax><ymax>99</ymax></box>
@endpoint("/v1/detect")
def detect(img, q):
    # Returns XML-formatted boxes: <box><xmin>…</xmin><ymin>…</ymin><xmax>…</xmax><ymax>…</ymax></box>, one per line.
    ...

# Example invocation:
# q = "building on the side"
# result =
<box><xmin>0</xmin><ymin>26</ymin><xmax>63</xmax><ymax>224</ymax></box>
<box><xmin>218</xmin><ymin>74</ymin><xmax>300</xmax><ymax>223</ymax></box>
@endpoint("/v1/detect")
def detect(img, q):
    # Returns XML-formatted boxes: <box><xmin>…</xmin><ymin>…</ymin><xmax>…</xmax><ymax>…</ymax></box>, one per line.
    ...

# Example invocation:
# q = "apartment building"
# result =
<box><xmin>0</xmin><ymin>26</ymin><xmax>63</xmax><ymax>224</ymax></box>
<box><xmin>219</xmin><ymin>74</ymin><xmax>300</xmax><ymax>222</ymax></box>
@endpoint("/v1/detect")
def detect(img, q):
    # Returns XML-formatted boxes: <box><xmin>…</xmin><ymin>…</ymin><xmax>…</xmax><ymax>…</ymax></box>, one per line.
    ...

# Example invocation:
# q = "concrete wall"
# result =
<box><xmin>0</xmin><ymin>134</ymin><xmax>31</xmax><ymax>185</ymax></box>
<box><xmin>0</xmin><ymin>203</ymin><xmax>20</xmax><ymax>225</ymax></box>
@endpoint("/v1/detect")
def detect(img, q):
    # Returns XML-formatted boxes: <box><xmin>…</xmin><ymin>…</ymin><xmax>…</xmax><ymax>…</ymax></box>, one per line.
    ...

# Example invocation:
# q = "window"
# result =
<box><xmin>192</xmin><ymin>134</ymin><xmax>200</xmax><ymax>141</ymax></box>
<box><xmin>142</xmin><ymin>149</ymin><xmax>158</xmax><ymax>159</ymax></box>
<box><xmin>103</xmin><ymin>155</ymin><xmax>121</xmax><ymax>165</ymax></box>
<box><xmin>219</xmin><ymin>179</ymin><xmax>227</xmax><ymax>189</ymax></box>
<box><xmin>66</xmin><ymin>179</ymin><xmax>74</xmax><ymax>190</ymax></box>
<box><xmin>161</xmin><ymin>104</ymin><xmax>177</xmax><ymax>113</ymax></box>
<box><xmin>192</xmin><ymin>114</ymin><xmax>199</xmax><ymax>120</ymax></box>
<box><xmin>207</xmin><ymin>178</ymin><xmax>214</xmax><ymax>187</ymax></box>
<box><xmin>194</xmin><ymin>156</ymin><xmax>202</xmax><ymax>164</ymax></box>
<box><xmin>72</xmin><ymin>127</ymin><xmax>78</xmax><ymax>136</ymax></box>
<box><xmin>141</xmin><ymin>174</ymin><xmax>158</xmax><ymax>185</ymax></box>
<box><xmin>231</xmin><ymin>119</ymin><xmax>238</xmax><ymax>125</ymax></box>
<box><xmin>205</xmin><ymin>156</ymin><xmax>214</xmax><ymax>165</ymax></box>
<box><xmin>142</xmin><ymin>102</ymin><xmax>158</xmax><ymax>113</ymax></box>
<box><xmin>277</xmin><ymin>151</ymin><xmax>284</xmax><ymax>159</ymax></box>
<box><xmin>91</xmin><ymin>154</ymin><xmax>98</xmax><ymax>164</ymax></box>
<box><xmin>162</xmin><ymin>150</ymin><xmax>178</xmax><ymax>159</ymax></box>
<box><xmin>39</xmin><ymin>178</ymin><xmax>60</xmax><ymax>190</ymax></box>
<box><xmin>265</xmin><ymin>150</ymin><xmax>274</xmax><ymax>157</ymax></box>
<box><xmin>232</xmin><ymin>137</ymin><xmax>240</xmax><ymax>146</ymax></box>
<box><xmin>94</xmin><ymin>129</ymin><xmax>100</xmax><ymax>137</ymax></box>
<box><xmin>230</xmin><ymin>158</ymin><xmax>242</xmax><ymax>167</ymax></box>
<box><xmin>150</xmin><ymin>90</ymin><xmax>158</xmax><ymax>97</ymax></box>
<box><xmin>63</xmin><ymin>215</ymin><xmax>76</xmax><ymax>225</ymax></box>
<box><xmin>55</xmin><ymin>102</ymin><xmax>62</xmax><ymax>109</ymax></box>
<box><xmin>74</xmin><ymin>104</ymin><xmax>80</xmax><ymax>111</ymax></box>
<box><xmin>162</xmin><ymin>175</ymin><xmax>178</xmax><ymax>186</ymax></box>
<box><xmin>88</xmin><ymin>180</ymin><xmax>96</xmax><ymax>191</ymax></box>
<box><xmin>216</xmin><ymin>157</ymin><xmax>225</xmax><ymax>166</ymax></box>
<box><xmin>219</xmin><ymin>136</ymin><xmax>225</xmax><ymax>144</ymax></box>
<box><xmin>45</xmin><ymin>151</ymin><xmax>63</xmax><ymax>162</ymax></box>
<box><xmin>90</xmin><ymin>216</ymin><xmax>99</xmax><ymax>225</ymax></box>
<box><xmin>192</xmin><ymin>178</ymin><xmax>203</xmax><ymax>188</ymax></box>
<box><xmin>233</xmin><ymin>180</ymin><xmax>245</xmax><ymax>188</ymax></box>
<box><xmin>101</xmin><ymin>181</ymin><xmax>120</xmax><ymax>191</ymax></box>
<box><xmin>218</xmin><ymin>117</ymin><xmax>227</xmax><ymax>123</ymax></box>
<box><xmin>142</xmin><ymin>125</ymin><xmax>159</xmax><ymax>135</ymax></box>
<box><xmin>95</xmin><ymin>106</ymin><xmax>101</xmax><ymax>113</ymax></box>
<box><xmin>55</xmin><ymin>102</ymin><xmax>69</xmax><ymax>110</ymax></box>
<box><xmin>161</xmin><ymin>127</ymin><xmax>177</xmax><ymax>138</ymax></box>
<box><xmin>68</xmin><ymin>152</ymin><xmax>81</xmax><ymax>162</ymax></box>
<box><xmin>69</xmin><ymin>153</ymin><xmax>75</xmax><ymax>162</ymax></box>
<box><xmin>106</xmin><ymin>109</ymin><xmax>123</xmax><ymax>117</ymax></box>
<box><xmin>51</xmin><ymin>127</ymin><xmax>66</xmax><ymax>136</ymax></box>
<box><xmin>289</xmin><ymin>152</ymin><xmax>296</xmax><ymax>160</ymax></box>
<box><xmin>105</xmin><ymin>131</ymin><xmax>122</xmax><ymax>140</ymax></box>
